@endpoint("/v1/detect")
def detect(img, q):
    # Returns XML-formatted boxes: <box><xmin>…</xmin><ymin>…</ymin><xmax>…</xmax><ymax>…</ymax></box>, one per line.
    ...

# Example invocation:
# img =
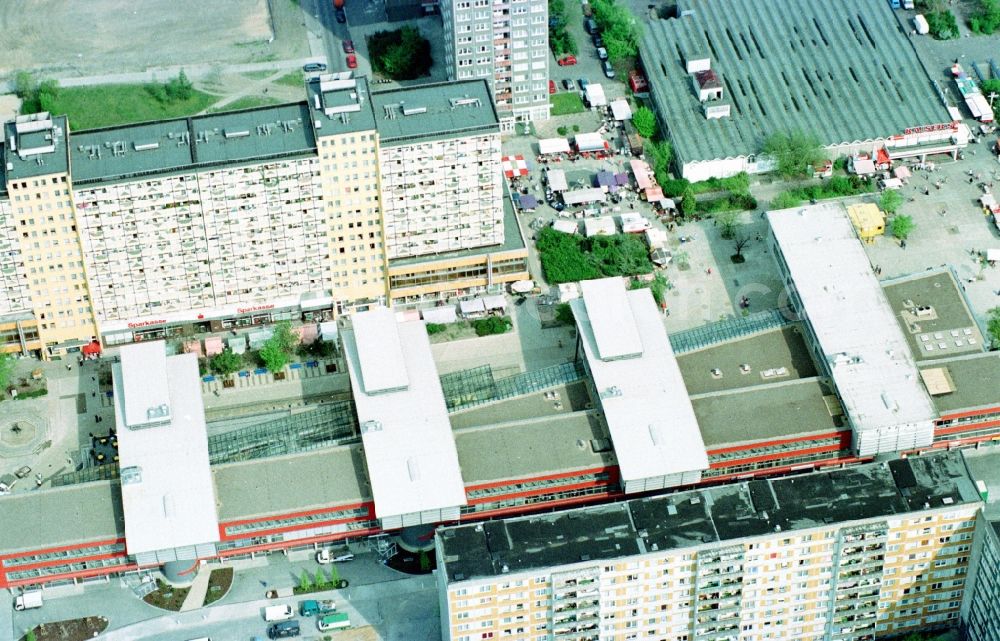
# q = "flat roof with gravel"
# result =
<box><xmin>455</xmin><ymin>412</ymin><xmax>615</xmax><ymax>484</ymax></box>
<box><xmin>0</xmin><ymin>482</ymin><xmax>123</xmax><ymax>554</ymax></box>
<box><xmin>692</xmin><ymin>378</ymin><xmax>845</xmax><ymax>448</ymax></box>
<box><xmin>919</xmin><ymin>353</ymin><xmax>1000</xmax><ymax>415</ymax></box>
<box><xmin>640</xmin><ymin>0</ymin><xmax>950</xmax><ymax>166</ymax></box>
<box><xmin>677</xmin><ymin>326</ymin><xmax>817</xmax><ymax>395</ymax></box>
<box><xmin>371</xmin><ymin>79</ymin><xmax>499</xmax><ymax>145</ymax></box>
<box><xmin>882</xmin><ymin>270</ymin><xmax>984</xmax><ymax>361</ymax></box>
<box><xmin>3</xmin><ymin>115</ymin><xmax>70</xmax><ymax>180</ymax></box>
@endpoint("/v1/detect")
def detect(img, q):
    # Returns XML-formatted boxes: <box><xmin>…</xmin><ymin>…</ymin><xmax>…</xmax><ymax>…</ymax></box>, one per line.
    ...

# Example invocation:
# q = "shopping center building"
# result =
<box><xmin>0</xmin><ymin>75</ymin><xmax>526</xmax><ymax>358</ymax></box>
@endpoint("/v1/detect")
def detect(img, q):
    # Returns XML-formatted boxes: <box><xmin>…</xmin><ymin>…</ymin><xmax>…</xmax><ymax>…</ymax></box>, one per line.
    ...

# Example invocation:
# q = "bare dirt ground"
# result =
<box><xmin>0</xmin><ymin>0</ymin><xmax>307</xmax><ymax>77</ymax></box>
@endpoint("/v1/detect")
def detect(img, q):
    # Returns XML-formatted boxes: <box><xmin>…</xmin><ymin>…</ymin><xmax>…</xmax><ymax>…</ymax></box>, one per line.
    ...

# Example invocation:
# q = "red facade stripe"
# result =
<box><xmin>0</xmin><ymin>537</ymin><xmax>126</xmax><ymax>562</ymax></box>
<box><xmin>936</xmin><ymin>406</ymin><xmax>1000</xmax><ymax>422</ymax></box>
<box><xmin>216</xmin><ymin>527</ymin><xmax>382</xmax><ymax>558</ymax></box>
<box><xmin>934</xmin><ymin>420</ymin><xmax>1000</xmax><ymax>437</ymax></box>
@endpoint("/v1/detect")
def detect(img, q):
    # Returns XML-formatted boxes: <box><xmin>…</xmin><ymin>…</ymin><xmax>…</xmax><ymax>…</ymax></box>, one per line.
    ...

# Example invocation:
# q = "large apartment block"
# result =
<box><xmin>437</xmin><ymin>451</ymin><xmax>981</xmax><ymax>641</ymax></box>
<box><xmin>0</xmin><ymin>76</ymin><xmax>526</xmax><ymax>356</ymax></box>
<box><xmin>963</xmin><ymin>511</ymin><xmax>1000</xmax><ymax>641</ymax></box>
<box><xmin>440</xmin><ymin>0</ymin><xmax>551</xmax><ymax>129</ymax></box>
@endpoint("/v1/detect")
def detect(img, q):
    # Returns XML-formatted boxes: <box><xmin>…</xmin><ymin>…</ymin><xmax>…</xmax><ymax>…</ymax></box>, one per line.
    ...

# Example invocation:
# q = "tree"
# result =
<box><xmin>270</xmin><ymin>321</ymin><xmax>300</xmax><ymax>354</ymax></box>
<box><xmin>165</xmin><ymin>70</ymin><xmax>193</xmax><ymax>101</ymax></box>
<box><xmin>25</xmin><ymin>631</ymin><xmax>37</xmax><ymax>641</ymax></box>
<box><xmin>591</xmin><ymin>0</ymin><xmax>641</xmax><ymax>62</ymax></box>
<box><xmin>632</xmin><ymin>106</ymin><xmax>658</xmax><ymax>139</ymax></box>
<box><xmin>259</xmin><ymin>341</ymin><xmax>290</xmax><ymax>373</ymax></box>
<box><xmin>629</xmin><ymin>272</ymin><xmax>669</xmax><ymax>307</ymax></box>
<box><xmin>555</xmin><ymin>303</ymin><xmax>575</xmax><ymax>326</ymax></box>
<box><xmin>299</xmin><ymin>570</ymin><xmax>313</xmax><ymax>592</ymax></box>
<box><xmin>13</xmin><ymin>71</ymin><xmax>36</xmax><ymax>100</ymax></box>
<box><xmin>926</xmin><ymin>10</ymin><xmax>960</xmax><ymax>39</ymax></box>
<box><xmin>890</xmin><ymin>215</ymin><xmax>915</xmax><ymax>241</ymax></box>
<box><xmin>315</xmin><ymin>568</ymin><xmax>328</xmax><ymax>588</ymax></box>
<box><xmin>419</xmin><ymin>550</ymin><xmax>431</xmax><ymax>572</ymax></box>
<box><xmin>981</xmin><ymin>78</ymin><xmax>1000</xmax><ymax>98</ymax></box>
<box><xmin>732</xmin><ymin>235</ymin><xmax>750</xmax><ymax>263</ymax></box>
<box><xmin>714</xmin><ymin>210</ymin><xmax>742</xmax><ymax>239</ymax></box>
<box><xmin>37</xmin><ymin>79</ymin><xmax>59</xmax><ymax>112</ymax></box>
<box><xmin>763</xmin><ymin>131</ymin><xmax>825</xmax><ymax>179</ymax></box>
<box><xmin>970</xmin><ymin>0</ymin><xmax>1000</xmax><ymax>34</ymax></box>
<box><xmin>0</xmin><ymin>352</ymin><xmax>15</xmax><ymax>393</ymax></box>
<box><xmin>472</xmin><ymin>316</ymin><xmax>512</xmax><ymax>336</ymax></box>
<box><xmin>368</xmin><ymin>27</ymin><xmax>433</xmax><ymax>80</ymax></box>
<box><xmin>680</xmin><ymin>189</ymin><xmax>696</xmax><ymax>216</ymax></box>
<box><xmin>880</xmin><ymin>189</ymin><xmax>903</xmax><ymax>215</ymax></box>
<box><xmin>327</xmin><ymin>562</ymin><xmax>340</xmax><ymax>585</ymax></box>
<box><xmin>988</xmin><ymin>307</ymin><xmax>1000</xmax><ymax>348</ymax></box>
<box><xmin>210</xmin><ymin>348</ymin><xmax>242</xmax><ymax>376</ymax></box>
<box><xmin>771</xmin><ymin>191</ymin><xmax>803</xmax><ymax>209</ymax></box>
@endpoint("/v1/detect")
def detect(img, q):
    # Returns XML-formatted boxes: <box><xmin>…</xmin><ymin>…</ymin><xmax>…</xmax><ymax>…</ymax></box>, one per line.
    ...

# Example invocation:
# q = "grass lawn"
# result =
<box><xmin>209</xmin><ymin>95</ymin><xmax>281</xmax><ymax>113</ymax></box>
<box><xmin>275</xmin><ymin>70</ymin><xmax>305</xmax><ymax>87</ymax></box>
<box><xmin>50</xmin><ymin>85</ymin><xmax>217</xmax><ymax>131</ymax></box>
<box><xmin>550</xmin><ymin>92</ymin><xmax>585</xmax><ymax>116</ymax></box>
<box><xmin>203</xmin><ymin>567</ymin><xmax>235</xmax><ymax>606</ymax></box>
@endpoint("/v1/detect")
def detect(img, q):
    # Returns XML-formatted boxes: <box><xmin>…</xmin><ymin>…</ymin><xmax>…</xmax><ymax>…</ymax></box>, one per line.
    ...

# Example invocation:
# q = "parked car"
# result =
<box><xmin>562</xmin><ymin>78</ymin><xmax>576</xmax><ymax>91</ymax></box>
<box><xmin>592</xmin><ymin>33</ymin><xmax>603</xmax><ymax>47</ymax></box>
<box><xmin>299</xmin><ymin>599</ymin><xmax>336</xmax><ymax>617</ymax></box>
<box><xmin>14</xmin><ymin>466</ymin><xmax>31</xmax><ymax>479</ymax></box>
<box><xmin>582</xmin><ymin>1</ymin><xmax>592</xmax><ymax>16</ymax></box>
<box><xmin>597</xmin><ymin>47</ymin><xmax>608</xmax><ymax>61</ymax></box>
<box><xmin>548</xmin><ymin>79</ymin><xmax>556</xmax><ymax>94</ymax></box>
<box><xmin>557</xmin><ymin>55</ymin><xmax>577</xmax><ymax>66</ymax></box>
<box><xmin>303</xmin><ymin>62</ymin><xmax>327</xmax><ymax>72</ymax></box>
<box><xmin>335</xmin><ymin>7</ymin><xmax>346</xmax><ymax>22</ymax></box>
<box><xmin>342</xmin><ymin>39</ymin><xmax>354</xmax><ymax>53</ymax></box>
<box><xmin>602</xmin><ymin>60</ymin><xmax>615</xmax><ymax>78</ymax></box>
<box><xmin>267</xmin><ymin>620</ymin><xmax>301</xmax><ymax>639</ymax></box>
<box><xmin>578</xmin><ymin>77</ymin><xmax>590</xmax><ymax>91</ymax></box>
<box><xmin>584</xmin><ymin>18</ymin><xmax>598</xmax><ymax>34</ymax></box>
<box><xmin>345</xmin><ymin>54</ymin><xmax>357</xmax><ymax>69</ymax></box>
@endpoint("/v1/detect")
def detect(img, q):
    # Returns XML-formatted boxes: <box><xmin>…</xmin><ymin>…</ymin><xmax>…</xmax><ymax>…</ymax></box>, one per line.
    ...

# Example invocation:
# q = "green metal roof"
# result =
<box><xmin>3</xmin><ymin>115</ymin><xmax>70</xmax><ymax>180</ymax></box>
<box><xmin>371</xmin><ymin>79</ymin><xmax>499</xmax><ymax>146</ymax></box>
<box><xmin>641</xmin><ymin>0</ymin><xmax>951</xmax><ymax>166</ymax></box>
<box><xmin>68</xmin><ymin>103</ymin><xmax>317</xmax><ymax>186</ymax></box>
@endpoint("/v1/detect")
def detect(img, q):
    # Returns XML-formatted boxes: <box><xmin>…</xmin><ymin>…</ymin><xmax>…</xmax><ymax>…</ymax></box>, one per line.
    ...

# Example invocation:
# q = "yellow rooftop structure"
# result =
<box><xmin>847</xmin><ymin>203</ymin><xmax>886</xmax><ymax>243</ymax></box>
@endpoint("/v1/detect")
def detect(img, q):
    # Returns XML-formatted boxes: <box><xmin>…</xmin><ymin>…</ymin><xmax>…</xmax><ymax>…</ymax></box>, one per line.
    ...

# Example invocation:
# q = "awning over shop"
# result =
<box><xmin>584</xmin><ymin>216</ymin><xmax>616</xmax><ymax>237</ymax></box>
<box><xmin>296</xmin><ymin>323</ymin><xmax>319</xmax><ymax>345</ymax></box>
<box><xmin>595</xmin><ymin>171</ymin><xmax>616</xmax><ymax>188</ymax></box>
<box><xmin>552</xmin><ymin>219</ymin><xmax>579</xmax><ymax>234</ymax></box>
<box><xmin>538</xmin><ymin>138</ymin><xmax>571</xmax><ymax>155</ymax></box>
<box><xmin>894</xmin><ymin>165</ymin><xmax>911</xmax><ymax>180</ymax></box>
<box><xmin>516</xmin><ymin>194</ymin><xmax>538</xmax><ymax>210</ymax></box>
<box><xmin>510</xmin><ymin>280</ymin><xmax>535</xmax><ymax>294</ymax></box>
<box><xmin>630</xmin><ymin>159</ymin><xmax>654</xmax><ymax>189</ymax></box>
<box><xmin>574</xmin><ymin>132</ymin><xmax>606</xmax><ymax>152</ymax></box>
<box><xmin>422</xmin><ymin>306</ymin><xmax>458</xmax><ymax>324</ymax></box>
<box><xmin>585</xmin><ymin>84</ymin><xmax>607</xmax><ymax>107</ymax></box>
<box><xmin>82</xmin><ymin>341</ymin><xmax>103</xmax><ymax>356</ymax></box>
<box><xmin>184</xmin><ymin>339</ymin><xmax>204</xmax><ymax>357</ymax></box>
<box><xmin>459</xmin><ymin>298</ymin><xmax>487</xmax><ymax>317</ymax></box>
<box><xmin>615</xmin><ymin>173</ymin><xmax>630</xmax><ymax>186</ymax></box>
<box><xmin>563</xmin><ymin>187</ymin><xmax>606</xmax><ymax>205</ymax></box>
<box><xmin>227</xmin><ymin>335</ymin><xmax>247</xmax><ymax>354</ymax></box>
<box><xmin>204</xmin><ymin>336</ymin><xmax>224</xmax><ymax>356</ymax></box>
<box><xmin>645</xmin><ymin>186</ymin><xmax>665</xmax><ymax>202</ymax></box>
<box><xmin>482</xmin><ymin>295</ymin><xmax>507</xmax><ymax>311</ymax></box>
<box><xmin>318</xmin><ymin>321</ymin><xmax>339</xmax><ymax>341</ymax></box>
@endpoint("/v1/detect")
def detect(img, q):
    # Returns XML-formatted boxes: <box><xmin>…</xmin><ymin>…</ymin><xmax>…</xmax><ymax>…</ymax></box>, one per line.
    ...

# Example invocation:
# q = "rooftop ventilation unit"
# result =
<box><xmin>449</xmin><ymin>97</ymin><xmax>481</xmax><ymax>108</ymax></box>
<box><xmin>361</xmin><ymin>420</ymin><xmax>383</xmax><ymax>433</ymax></box>
<box><xmin>224</xmin><ymin>130</ymin><xmax>251</xmax><ymax>139</ymax></box>
<box><xmin>402</xmin><ymin>106</ymin><xmax>427</xmax><ymax>116</ymax></box>
<box><xmin>133</xmin><ymin>142</ymin><xmax>160</xmax><ymax>151</ymax></box>
<box><xmin>146</xmin><ymin>404</ymin><xmax>170</xmax><ymax>421</ymax></box>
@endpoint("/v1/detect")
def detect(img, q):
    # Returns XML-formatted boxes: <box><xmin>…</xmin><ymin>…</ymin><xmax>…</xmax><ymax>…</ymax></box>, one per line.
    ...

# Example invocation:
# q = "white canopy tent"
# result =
<box><xmin>546</xmin><ymin>168</ymin><xmax>568</xmax><ymax>192</ymax></box>
<box><xmin>585</xmin><ymin>84</ymin><xmax>607</xmax><ymax>107</ymax></box>
<box><xmin>610</xmin><ymin>99</ymin><xmax>632</xmax><ymax>120</ymax></box>
<box><xmin>538</xmin><ymin>138</ymin><xmax>572</xmax><ymax>155</ymax></box>
<box><xmin>563</xmin><ymin>187</ymin><xmax>606</xmax><ymax>205</ymax></box>
<box><xmin>552</xmin><ymin>219</ymin><xmax>579</xmax><ymax>234</ymax></box>
<box><xmin>422</xmin><ymin>306</ymin><xmax>458</xmax><ymax>324</ymax></box>
<box><xmin>584</xmin><ymin>216</ymin><xmax>617</xmax><ymax>237</ymax></box>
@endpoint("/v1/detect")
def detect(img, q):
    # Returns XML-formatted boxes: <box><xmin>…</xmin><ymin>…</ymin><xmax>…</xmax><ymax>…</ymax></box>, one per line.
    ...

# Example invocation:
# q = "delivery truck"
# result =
<box><xmin>264</xmin><ymin>604</ymin><xmax>294</xmax><ymax>622</ymax></box>
<box><xmin>14</xmin><ymin>591</ymin><xmax>43</xmax><ymax>611</ymax></box>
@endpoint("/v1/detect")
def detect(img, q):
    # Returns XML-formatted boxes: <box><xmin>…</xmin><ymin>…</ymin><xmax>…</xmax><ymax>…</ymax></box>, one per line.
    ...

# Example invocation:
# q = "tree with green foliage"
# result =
<box><xmin>771</xmin><ymin>192</ymin><xmax>803</xmax><ymax>209</ymax></box>
<box><xmin>368</xmin><ymin>27</ymin><xmax>433</xmax><ymax>80</ymax></box>
<box><xmin>328</xmin><ymin>562</ymin><xmax>340</xmax><ymax>585</ymax></box>
<box><xmin>555</xmin><ymin>303</ymin><xmax>575</xmax><ymax>326</ymax></box>
<box><xmin>926</xmin><ymin>10</ymin><xmax>960</xmax><ymax>39</ymax></box>
<box><xmin>548</xmin><ymin>0</ymin><xmax>578</xmax><ymax>57</ymax></box>
<box><xmin>426</xmin><ymin>322</ymin><xmax>447</xmax><ymax>335</ymax></box>
<box><xmin>890</xmin><ymin>215</ymin><xmax>915</xmax><ymax>241</ymax></box>
<box><xmin>165</xmin><ymin>70</ymin><xmax>193</xmax><ymax>101</ymax></box>
<box><xmin>632</xmin><ymin>106</ymin><xmax>657</xmax><ymax>139</ymax></box>
<box><xmin>419</xmin><ymin>550</ymin><xmax>431</xmax><ymax>572</ymax></box>
<box><xmin>987</xmin><ymin>307</ymin><xmax>1000</xmax><ymax>348</ymax></box>
<box><xmin>315</xmin><ymin>568</ymin><xmax>328</xmax><ymax>588</ymax></box>
<box><xmin>37</xmin><ymin>79</ymin><xmax>59</xmax><ymax>112</ymax></box>
<box><xmin>0</xmin><ymin>352</ymin><xmax>15</xmax><ymax>393</ymax></box>
<box><xmin>680</xmin><ymin>189</ymin><xmax>696</xmax><ymax>216</ymax></box>
<box><xmin>591</xmin><ymin>0</ymin><xmax>641</xmax><ymax>62</ymax></box>
<box><xmin>270</xmin><ymin>321</ymin><xmax>300</xmax><ymax>354</ymax></box>
<box><xmin>259</xmin><ymin>341</ymin><xmax>290</xmax><ymax>373</ymax></box>
<box><xmin>644</xmin><ymin>140</ymin><xmax>675</xmax><ymax>190</ymax></box>
<box><xmin>14</xmin><ymin>71</ymin><xmax>36</xmax><ymax>100</ymax></box>
<box><xmin>629</xmin><ymin>272</ymin><xmax>668</xmax><ymax>307</ymax></box>
<box><xmin>970</xmin><ymin>0</ymin><xmax>1000</xmax><ymax>33</ymax></box>
<box><xmin>879</xmin><ymin>189</ymin><xmax>903</xmax><ymax>215</ymax></box>
<box><xmin>714</xmin><ymin>209</ymin><xmax>742</xmax><ymax>239</ymax></box>
<box><xmin>763</xmin><ymin>131</ymin><xmax>825</xmax><ymax>179</ymax></box>
<box><xmin>210</xmin><ymin>348</ymin><xmax>242</xmax><ymax>376</ymax></box>
<box><xmin>536</xmin><ymin>227</ymin><xmax>653</xmax><ymax>283</ymax></box>
<box><xmin>981</xmin><ymin>78</ymin><xmax>1000</xmax><ymax>98</ymax></box>
<box><xmin>299</xmin><ymin>570</ymin><xmax>313</xmax><ymax>592</ymax></box>
<box><xmin>472</xmin><ymin>316</ymin><xmax>512</xmax><ymax>337</ymax></box>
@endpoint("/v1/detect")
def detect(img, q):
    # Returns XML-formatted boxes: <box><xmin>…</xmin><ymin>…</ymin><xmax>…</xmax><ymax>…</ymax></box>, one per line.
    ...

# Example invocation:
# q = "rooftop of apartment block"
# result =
<box><xmin>438</xmin><ymin>450</ymin><xmax>980</xmax><ymax>583</ymax></box>
<box><xmin>68</xmin><ymin>102</ymin><xmax>317</xmax><ymax>186</ymax></box>
<box><xmin>307</xmin><ymin>74</ymin><xmax>378</xmax><ymax>137</ymax></box>
<box><xmin>371</xmin><ymin>79</ymin><xmax>499</xmax><ymax>145</ymax></box>
<box><xmin>960</xmin><ymin>448</ymin><xmax>1000</xmax><ymax>521</ymax></box>
<box><xmin>3</xmin><ymin>114</ymin><xmax>70</xmax><ymax>180</ymax></box>
<box><xmin>640</xmin><ymin>0</ymin><xmax>950</xmax><ymax>165</ymax></box>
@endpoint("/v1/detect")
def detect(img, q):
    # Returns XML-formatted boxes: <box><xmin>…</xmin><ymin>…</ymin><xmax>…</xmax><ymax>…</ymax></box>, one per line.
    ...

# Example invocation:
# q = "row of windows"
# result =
<box><xmin>223</xmin><ymin>506</ymin><xmax>369</xmax><ymax>536</ymax></box>
<box><xmin>702</xmin><ymin>449</ymin><xmax>852</xmax><ymax>478</ymax></box>
<box><xmin>460</xmin><ymin>484</ymin><xmax>611</xmax><ymax>516</ymax></box>
<box><xmin>1</xmin><ymin>542</ymin><xmax>126</xmax><ymax>568</ymax></box>
<box><xmin>707</xmin><ymin>436</ymin><xmax>842</xmax><ymax>464</ymax></box>
<box><xmin>466</xmin><ymin>472</ymin><xmax>611</xmax><ymax>500</ymax></box>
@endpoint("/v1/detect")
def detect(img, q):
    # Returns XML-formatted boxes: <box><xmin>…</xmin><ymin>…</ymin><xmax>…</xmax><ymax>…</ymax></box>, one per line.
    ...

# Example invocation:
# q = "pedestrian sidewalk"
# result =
<box><xmin>179</xmin><ymin>570</ymin><xmax>212</xmax><ymax>612</ymax></box>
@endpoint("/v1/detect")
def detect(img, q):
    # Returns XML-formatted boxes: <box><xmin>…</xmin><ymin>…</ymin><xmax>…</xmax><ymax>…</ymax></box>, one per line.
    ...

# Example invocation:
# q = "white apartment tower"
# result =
<box><xmin>440</xmin><ymin>0</ymin><xmax>551</xmax><ymax>130</ymax></box>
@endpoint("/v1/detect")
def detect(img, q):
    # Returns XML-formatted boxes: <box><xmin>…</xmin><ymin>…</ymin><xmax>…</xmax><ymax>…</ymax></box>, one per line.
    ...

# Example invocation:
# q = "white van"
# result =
<box><xmin>264</xmin><ymin>604</ymin><xmax>295</xmax><ymax>622</ymax></box>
